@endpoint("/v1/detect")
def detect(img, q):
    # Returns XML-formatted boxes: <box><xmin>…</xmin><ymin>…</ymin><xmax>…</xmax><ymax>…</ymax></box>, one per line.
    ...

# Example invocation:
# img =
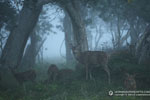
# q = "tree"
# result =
<box><xmin>0</xmin><ymin>1</ymin><xmax>17</xmax><ymax>55</ymax></box>
<box><xmin>63</xmin><ymin>12</ymin><xmax>74</xmax><ymax>64</ymax></box>
<box><xmin>0</xmin><ymin>1</ymin><xmax>16</xmax><ymax>29</ymax></box>
<box><xmin>0</xmin><ymin>0</ymin><xmax>50</xmax><ymax>88</ymax></box>
<box><xmin>60</xmin><ymin>0</ymin><xmax>89</xmax><ymax>51</ymax></box>
<box><xmin>136</xmin><ymin>25</ymin><xmax>150</xmax><ymax>64</ymax></box>
<box><xmin>20</xmin><ymin>5</ymin><xmax>54</xmax><ymax>70</ymax></box>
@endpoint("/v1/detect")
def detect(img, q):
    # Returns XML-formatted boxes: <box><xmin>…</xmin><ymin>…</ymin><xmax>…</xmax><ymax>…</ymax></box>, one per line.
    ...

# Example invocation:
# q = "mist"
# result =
<box><xmin>0</xmin><ymin>0</ymin><xmax>150</xmax><ymax>99</ymax></box>
<box><xmin>42</xmin><ymin>5</ymin><xmax>113</xmax><ymax>60</ymax></box>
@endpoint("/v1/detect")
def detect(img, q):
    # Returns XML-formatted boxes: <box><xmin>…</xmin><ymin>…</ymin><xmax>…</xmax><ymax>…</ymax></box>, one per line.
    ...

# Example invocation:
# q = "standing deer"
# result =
<box><xmin>9</xmin><ymin>68</ymin><xmax>36</xmax><ymax>85</ymax></box>
<box><xmin>47</xmin><ymin>64</ymin><xmax>59</xmax><ymax>82</ymax></box>
<box><xmin>71</xmin><ymin>44</ymin><xmax>111</xmax><ymax>84</ymax></box>
<box><xmin>124</xmin><ymin>73</ymin><xmax>136</xmax><ymax>90</ymax></box>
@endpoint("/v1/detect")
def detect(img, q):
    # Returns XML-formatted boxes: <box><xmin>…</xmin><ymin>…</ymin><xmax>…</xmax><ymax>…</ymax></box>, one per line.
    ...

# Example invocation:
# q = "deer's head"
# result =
<box><xmin>124</xmin><ymin>73</ymin><xmax>136</xmax><ymax>90</ymax></box>
<box><xmin>47</xmin><ymin>64</ymin><xmax>59</xmax><ymax>74</ymax></box>
<box><xmin>69</xmin><ymin>43</ymin><xmax>82</xmax><ymax>59</ymax></box>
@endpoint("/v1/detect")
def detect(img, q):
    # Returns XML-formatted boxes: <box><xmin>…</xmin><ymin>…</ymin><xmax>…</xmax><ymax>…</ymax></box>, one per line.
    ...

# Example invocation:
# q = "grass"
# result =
<box><xmin>0</xmin><ymin>52</ymin><xmax>150</xmax><ymax>100</ymax></box>
<box><xmin>0</xmin><ymin>80</ymin><xmax>149</xmax><ymax>100</ymax></box>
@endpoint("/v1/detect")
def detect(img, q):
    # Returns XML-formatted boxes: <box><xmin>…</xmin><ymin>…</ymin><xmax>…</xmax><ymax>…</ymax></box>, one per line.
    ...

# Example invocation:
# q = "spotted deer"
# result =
<box><xmin>9</xmin><ymin>68</ymin><xmax>36</xmax><ymax>85</ymax></box>
<box><xmin>124</xmin><ymin>73</ymin><xmax>136</xmax><ymax>90</ymax></box>
<box><xmin>58</xmin><ymin>68</ymin><xmax>74</xmax><ymax>84</ymax></box>
<box><xmin>47</xmin><ymin>64</ymin><xmax>59</xmax><ymax>82</ymax></box>
<box><xmin>71</xmin><ymin>44</ymin><xmax>111</xmax><ymax>84</ymax></box>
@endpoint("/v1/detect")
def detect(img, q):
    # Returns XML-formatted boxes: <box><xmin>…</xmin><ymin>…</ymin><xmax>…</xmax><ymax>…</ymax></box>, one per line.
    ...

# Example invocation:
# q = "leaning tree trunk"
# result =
<box><xmin>128</xmin><ymin>23</ymin><xmax>138</xmax><ymax>56</ymax></box>
<box><xmin>116</xmin><ymin>16</ymin><xmax>122</xmax><ymax>49</ymax></box>
<box><xmin>63</xmin><ymin>12</ymin><xmax>74</xmax><ymax>64</ymax></box>
<box><xmin>20</xmin><ymin>31</ymin><xmax>38</xmax><ymax>71</ymax></box>
<box><xmin>62</xmin><ymin>0</ymin><xmax>88</xmax><ymax>51</ymax></box>
<box><xmin>127</xmin><ymin>18</ymin><xmax>146</xmax><ymax>56</ymax></box>
<box><xmin>136</xmin><ymin>25</ymin><xmax>150</xmax><ymax>64</ymax></box>
<box><xmin>20</xmin><ymin>31</ymin><xmax>46</xmax><ymax>70</ymax></box>
<box><xmin>0</xmin><ymin>1</ymin><xmax>43</xmax><ymax>88</ymax></box>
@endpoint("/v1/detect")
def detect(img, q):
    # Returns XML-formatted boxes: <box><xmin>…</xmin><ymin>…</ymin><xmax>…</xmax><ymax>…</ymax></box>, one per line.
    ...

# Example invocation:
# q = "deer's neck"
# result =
<box><xmin>73</xmin><ymin>51</ymin><xmax>82</xmax><ymax>63</ymax></box>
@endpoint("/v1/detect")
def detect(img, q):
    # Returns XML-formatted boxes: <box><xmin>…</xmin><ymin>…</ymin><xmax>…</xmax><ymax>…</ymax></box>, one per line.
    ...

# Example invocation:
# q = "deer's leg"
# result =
<box><xmin>48</xmin><ymin>72</ymin><xmax>52</xmax><ymax>83</ymax></box>
<box><xmin>89</xmin><ymin>66</ymin><xmax>94</xmax><ymax>81</ymax></box>
<box><xmin>31</xmin><ymin>78</ymin><xmax>36</xmax><ymax>84</ymax></box>
<box><xmin>89</xmin><ymin>69</ymin><xmax>92</xmax><ymax>80</ymax></box>
<box><xmin>53</xmin><ymin>73</ymin><xmax>58</xmax><ymax>82</ymax></box>
<box><xmin>86</xmin><ymin>65</ymin><xmax>89</xmax><ymax>80</ymax></box>
<box><xmin>23</xmin><ymin>83</ymin><xmax>27</xmax><ymax>95</ymax></box>
<box><xmin>52</xmin><ymin>73</ymin><xmax>55</xmax><ymax>82</ymax></box>
<box><xmin>103</xmin><ymin>65</ymin><xmax>111</xmax><ymax>84</ymax></box>
<box><xmin>53</xmin><ymin>74</ymin><xmax>55</xmax><ymax>82</ymax></box>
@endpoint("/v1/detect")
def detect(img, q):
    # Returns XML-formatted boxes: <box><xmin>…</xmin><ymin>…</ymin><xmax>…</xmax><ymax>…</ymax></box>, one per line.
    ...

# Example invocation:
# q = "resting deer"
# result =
<box><xmin>58</xmin><ymin>68</ymin><xmax>74</xmax><ymax>84</ymax></box>
<box><xmin>124</xmin><ymin>73</ymin><xmax>136</xmax><ymax>90</ymax></box>
<box><xmin>9</xmin><ymin>68</ymin><xmax>36</xmax><ymax>85</ymax></box>
<box><xmin>47</xmin><ymin>64</ymin><xmax>59</xmax><ymax>82</ymax></box>
<box><xmin>71</xmin><ymin>44</ymin><xmax>111</xmax><ymax>84</ymax></box>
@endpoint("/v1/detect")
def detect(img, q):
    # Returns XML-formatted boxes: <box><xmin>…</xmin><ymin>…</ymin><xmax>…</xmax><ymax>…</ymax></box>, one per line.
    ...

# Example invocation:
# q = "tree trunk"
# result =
<box><xmin>0</xmin><ymin>1</ymin><xmax>43</xmax><ymax>88</ymax></box>
<box><xmin>62</xmin><ymin>1</ymin><xmax>88</xmax><ymax>51</ymax></box>
<box><xmin>116</xmin><ymin>16</ymin><xmax>122</xmax><ymax>49</ymax></box>
<box><xmin>127</xmin><ymin>18</ymin><xmax>146</xmax><ymax>56</ymax></box>
<box><xmin>63</xmin><ymin>12</ymin><xmax>74</xmax><ymax>64</ymax></box>
<box><xmin>20</xmin><ymin>31</ymin><xmax>38</xmax><ymax>71</ymax></box>
<box><xmin>136</xmin><ymin>25</ymin><xmax>150</xmax><ymax>64</ymax></box>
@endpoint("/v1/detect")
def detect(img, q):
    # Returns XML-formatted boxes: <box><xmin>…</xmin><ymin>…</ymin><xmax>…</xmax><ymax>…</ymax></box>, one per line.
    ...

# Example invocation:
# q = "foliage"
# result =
<box><xmin>36</xmin><ymin>6</ymin><xmax>55</xmax><ymax>39</ymax></box>
<box><xmin>0</xmin><ymin>80</ymin><xmax>148</xmax><ymax>100</ymax></box>
<box><xmin>109</xmin><ymin>50</ymin><xmax>150</xmax><ymax>90</ymax></box>
<box><xmin>0</xmin><ymin>1</ymin><xmax>16</xmax><ymax>29</ymax></box>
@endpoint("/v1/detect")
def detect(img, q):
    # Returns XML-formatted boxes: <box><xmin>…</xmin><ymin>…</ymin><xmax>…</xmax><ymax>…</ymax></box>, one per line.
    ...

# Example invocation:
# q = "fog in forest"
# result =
<box><xmin>0</xmin><ymin>0</ymin><xmax>150</xmax><ymax>100</ymax></box>
<box><xmin>43</xmin><ymin>5</ymin><xmax>113</xmax><ymax>60</ymax></box>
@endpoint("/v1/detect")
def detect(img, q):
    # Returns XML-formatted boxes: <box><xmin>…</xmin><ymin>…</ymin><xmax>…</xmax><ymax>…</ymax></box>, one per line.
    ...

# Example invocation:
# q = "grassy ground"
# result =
<box><xmin>0</xmin><ymin>79</ymin><xmax>148</xmax><ymax>100</ymax></box>
<box><xmin>0</xmin><ymin>52</ymin><xmax>150</xmax><ymax>100</ymax></box>
<box><xmin>0</xmin><ymin>79</ymin><xmax>149</xmax><ymax>100</ymax></box>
